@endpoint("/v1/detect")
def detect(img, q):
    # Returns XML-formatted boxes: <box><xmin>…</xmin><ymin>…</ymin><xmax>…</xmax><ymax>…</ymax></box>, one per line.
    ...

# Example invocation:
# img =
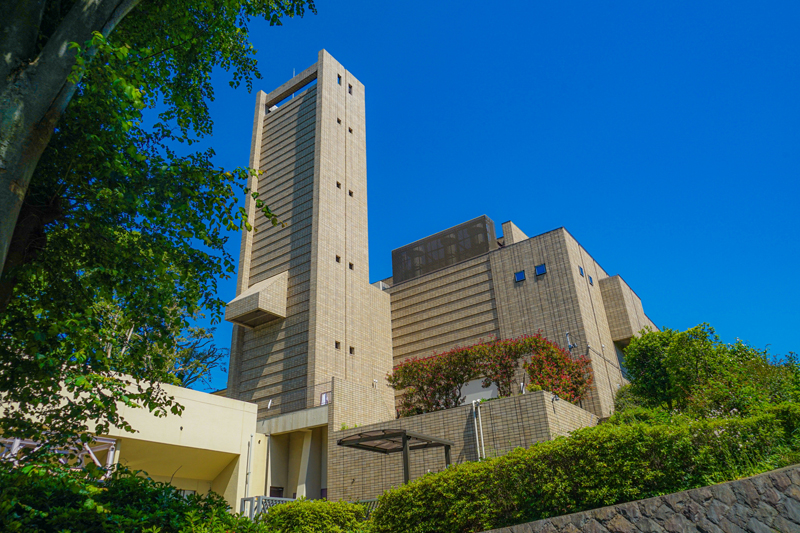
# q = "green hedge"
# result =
<box><xmin>257</xmin><ymin>498</ymin><xmax>368</xmax><ymax>533</ymax></box>
<box><xmin>0</xmin><ymin>466</ymin><xmax>252</xmax><ymax>533</ymax></box>
<box><xmin>0</xmin><ymin>466</ymin><xmax>367</xmax><ymax>533</ymax></box>
<box><xmin>369</xmin><ymin>403</ymin><xmax>800</xmax><ymax>533</ymax></box>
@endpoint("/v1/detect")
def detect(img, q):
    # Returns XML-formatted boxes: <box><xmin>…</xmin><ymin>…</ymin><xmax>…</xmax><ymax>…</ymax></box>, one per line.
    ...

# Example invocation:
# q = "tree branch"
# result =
<box><xmin>0</xmin><ymin>0</ymin><xmax>47</xmax><ymax>83</ymax></box>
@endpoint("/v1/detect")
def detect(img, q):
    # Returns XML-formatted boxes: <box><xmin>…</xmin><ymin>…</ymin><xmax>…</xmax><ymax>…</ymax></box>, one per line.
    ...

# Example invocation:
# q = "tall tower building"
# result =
<box><xmin>225</xmin><ymin>50</ymin><xmax>394</xmax><ymax>422</ymax></box>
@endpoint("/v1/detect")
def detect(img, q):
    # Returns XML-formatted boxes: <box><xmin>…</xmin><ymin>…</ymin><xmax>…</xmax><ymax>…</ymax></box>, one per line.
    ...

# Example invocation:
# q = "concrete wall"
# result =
<box><xmin>102</xmin><ymin>382</ymin><xmax>265</xmax><ymax>508</ymax></box>
<box><xmin>481</xmin><ymin>464</ymin><xmax>800</xmax><ymax>533</ymax></box>
<box><xmin>327</xmin><ymin>391</ymin><xmax>597</xmax><ymax>502</ymax></box>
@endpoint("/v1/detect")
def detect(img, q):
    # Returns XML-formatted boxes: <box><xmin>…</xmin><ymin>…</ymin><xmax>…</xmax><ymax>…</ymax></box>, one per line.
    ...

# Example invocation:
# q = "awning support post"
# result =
<box><xmin>402</xmin><ymin>433</ymin><xmax>410</xmax><ymax>484</ymax></box>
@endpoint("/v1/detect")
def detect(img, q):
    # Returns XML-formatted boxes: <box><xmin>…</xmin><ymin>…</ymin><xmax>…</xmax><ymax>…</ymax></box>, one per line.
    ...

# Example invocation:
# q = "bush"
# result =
<box><xmin>388</xmin><ymin>333</ymin><xmax>592</xmax><ymax>417</ymax></box>
<box><xmin>0</xmin><ymin>465</ymin><xmax>373</xmax><ymax>533</ymax></box>
<box><xmin>258</xmin><ymin>498</ymin><xmax>368</xmax><ymax>533</ymax></box>
<box><xmin>369</xmin><ymin>404</ymin><xmax>800</xmax><ymax>533</ymax></box>
<box><xmin>622</xmin><ymin>324</ymin><xmax>799</xmax><ymax>415</ymax></box>
<box><xmin>0</xmin><ymin>465</ymin><xmax>256</xmax><ymax>533</ymax></box>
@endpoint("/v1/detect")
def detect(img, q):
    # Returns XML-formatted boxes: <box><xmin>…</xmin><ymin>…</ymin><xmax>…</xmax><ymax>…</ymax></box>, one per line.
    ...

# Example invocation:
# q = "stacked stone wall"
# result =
<box><xmin>482</xmin><ymin>464</ymin><xmax>800</xmax><ymax>533</ymax></box>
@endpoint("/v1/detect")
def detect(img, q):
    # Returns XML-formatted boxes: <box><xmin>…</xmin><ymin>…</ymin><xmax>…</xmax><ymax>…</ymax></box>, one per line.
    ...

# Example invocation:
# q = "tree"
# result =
<box><xmin>167</xmin><ymin>326</ymin><xmax>228</xmax><ymax>390</ymax></box>
<box><xmin>623</xmin><ymin>324</ymin><xmax>799</xmax><ymax>413</ymax></box>
<box><xmin>0</xmin><ymin>0</ymin><xmax>314</xmax><ymax>454</ymax></box>
<box><xmin>0</xmin><ymin>0</ymin><xmax>312</xmax><ymax>277</ymax></box>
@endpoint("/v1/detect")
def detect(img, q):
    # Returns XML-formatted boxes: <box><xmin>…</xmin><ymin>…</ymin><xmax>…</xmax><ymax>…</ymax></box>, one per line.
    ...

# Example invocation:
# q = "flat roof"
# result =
<box><xmin>337</xmin><ymin>429</ymin><xmax>454</xmax><ymax>454</ymax></box>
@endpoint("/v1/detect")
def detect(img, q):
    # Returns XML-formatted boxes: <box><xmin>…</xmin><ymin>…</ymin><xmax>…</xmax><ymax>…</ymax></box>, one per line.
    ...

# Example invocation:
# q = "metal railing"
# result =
<box><xmin>240</xmin><ymin>495</ymin><xmax>296</xmax><ymax>519</ymax></box>
<box><xmin>240</xmin><ymin>495</ymin><xmax>380</xmax><ymax>520</ymax></box>
<box><xmin>358</xmin><ymin>498</ymin><xmax>380</xmax><ymax>518</ymax></box>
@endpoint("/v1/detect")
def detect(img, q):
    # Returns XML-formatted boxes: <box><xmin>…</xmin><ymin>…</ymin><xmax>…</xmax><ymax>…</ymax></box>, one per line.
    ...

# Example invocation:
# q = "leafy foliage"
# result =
<box><xmin>0</xmin><ymin>0</ymin><xmax>314</xmax><ymax>452</ymax></box>
<box><xmin>622</xmin><ymin>324</ymin><xmax>799</xmax><ymax>414</ymax></box>
<box><xmin>0</xmin><ymin>466</ymin><xmax>255</xmax><ymax>533</ymax></box>
<box><xmin>167</xmin><ymin>326</ymin><xmax>228</xmax><ymax>390</ymax></box>
<box><xmin>387</xmin><ymin>333</ymin><xmax>592</xmax><ymax>417</ymax></box>
<box><xmin>0</xmin><ymin>465</ymin><xmax>370</xmax><ymax>533</ymax></box>
<box><xmin>369</xmin><ymin>403</ymin><xmax>800</xmax><ymax>533</ymax></box>
<box><xmin>258</xmin><ymin>498</ymin><xmax>369</xmax><ymax>533</ymax></box>
<box><xmin>521</xmin><ymin>336</ymin><xmax>592</xmax><ymax>403</ymax></box>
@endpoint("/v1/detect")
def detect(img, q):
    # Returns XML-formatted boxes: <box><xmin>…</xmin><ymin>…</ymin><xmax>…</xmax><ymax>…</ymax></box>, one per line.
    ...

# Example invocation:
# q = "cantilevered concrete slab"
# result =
<box><xmin>225</xmin><ymin>271</ymin><xmax>288</xmax><ymax>329</ymax></box>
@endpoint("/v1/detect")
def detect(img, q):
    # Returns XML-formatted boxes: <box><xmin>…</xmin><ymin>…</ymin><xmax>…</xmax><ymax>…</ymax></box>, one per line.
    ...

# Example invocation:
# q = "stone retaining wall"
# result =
<box><xmin>483</xmin><ymin>464</ymin><xmax>800</xmax><ymax>533</ymax></box>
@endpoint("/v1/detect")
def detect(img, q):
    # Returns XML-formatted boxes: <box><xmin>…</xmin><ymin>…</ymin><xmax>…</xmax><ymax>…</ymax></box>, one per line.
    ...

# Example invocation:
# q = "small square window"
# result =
<box><xmin>337</xmin><ymin>74</ymin><xmax>342</xmax><ymax>85</ymax></box>
<box><xmin>336</xmin><ymin>181</ymin><xmax>341</xmax><ymax>189</ymax></box>
<box><xmin>335</xmin><ymin>255</ymin><xmax>341</xmax><ymax>263</ymax></box>
<box><xmin>348</xmin><ymin>84</ymin><xmax>353</xmax><ymax>94</ymax></box>
<box><xmin>349</xmin><ymin>346</ymin><xmax>355</xmax><ymax>355</ymax></box>
<box><xmin>514</xmin><ymin>271</ymin><xmax>526</xmax><ymax>282</ymax></box>
<box><xmin>535</xmin><ymin>264</ymin><xmax>547</xmax><ymax>276</ymax></box>
<box><xmin>337</xmin><ymin>118</ymin><xmax>341</xmax><ymax>124</ymax></box>
<box><xmin>335</xmin><ymin>341</ymin><xmax>341</xmax><ymax>349</ymax></box>
<box><xmin>589</xmin><ymin>276</ymin><xmax>594</xmax><ymax>286</ymax></box>
<box><xmin>349</xmin><ymin>262</ymin><xmax>354</xmax><ymax>270</ymax></box>
<box><xmin>348</xmin><ymin>190</ymin><xmax>353</xmax><ymax>197</ymax></box>
<box><xmin>579</xmin><ymin>266</ymin><xmax>584</xmax><ymax>277</ymax></box>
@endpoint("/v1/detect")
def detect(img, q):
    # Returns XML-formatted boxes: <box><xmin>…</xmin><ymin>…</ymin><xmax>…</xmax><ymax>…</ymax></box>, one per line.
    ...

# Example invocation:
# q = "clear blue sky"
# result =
<box><xmin>195</xmin><ymin>1</ymin><xmax>800</xmax><ymax>390</ymax></box>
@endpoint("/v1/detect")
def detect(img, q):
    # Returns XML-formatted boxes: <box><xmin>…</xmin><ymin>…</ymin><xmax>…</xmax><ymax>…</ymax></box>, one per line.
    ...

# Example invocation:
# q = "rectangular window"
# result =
<box><xmin>348</xmin><ymin>127</ymin><xmax>353</xmax><ymax>133</ymax></box>
<box><xmin>579</xmin><ymin>266</ymin><xmax>584</xmax><ymax>277</ymax></box>
<box><xmin>335</xmin><ymin>341</ymin><xmax>341</xmax><ymax>349</ymax></box>
<box><xmin>337</xmin><ymin>74</ymin><xmax>342</xmax><ymax>85</ymax></box>
<box><xmin>270</xmin><ymin>487</ymin><xmax>284</xmax><ymax>498</ymax></box>
<box><xmin>336</xmin><ymin>181</ymin><xmax>341</xmax><ymax>189</ymax></box>
<box><xmin>337</xmin><ymin>118</ymin><xmax>341</xmax><ymax>124</ymax></box>
<box><xmin>535</xmin><ymin>264</ymin><xmax>547</xmax><ymax>276</ymax></box>
<box><xmin>349</xmin><ymin>262</ymin><xmax>354</xmax><ymax>270</ymax></box>
<box><xmin>348</xmin><ymin>84</ymin><xmax>353</xmax><ymax>94</ymax></box>
<box><xmin>335</xmin><ymin>255</ymin><xmax>341</xmax><ymax>263</ymax></box>
<box><xmin>349</xmin><ymin>190</ymin><xmax>354</xmax><ymax>197</ymax></box>
<box><xmin>514</xmin><ymin>271</ymin><xmax>526</xmax><ymax>282</ymax></box>
<box><xmin>589</xmin><ymin>276</ymin><xmax>594</xmax><ymax>286</ymax></box>
<box><xmin>349</xmin><ymin>346</ymin><xmax>355</xmax><ymax>355</ymax></box>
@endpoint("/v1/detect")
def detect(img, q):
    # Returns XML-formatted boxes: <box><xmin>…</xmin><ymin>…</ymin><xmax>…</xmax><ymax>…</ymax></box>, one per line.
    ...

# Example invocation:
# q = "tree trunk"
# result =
<box><xmin>0</xmin><ymin>0</ymin><xmax>141</xmax><ymax>278</ymax></box>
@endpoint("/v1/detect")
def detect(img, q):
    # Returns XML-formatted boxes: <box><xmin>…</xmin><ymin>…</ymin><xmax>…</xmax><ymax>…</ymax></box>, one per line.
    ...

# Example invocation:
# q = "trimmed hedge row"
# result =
<box><xmin>369</xmin><ymin>403</ymin><xmax>800</xmax><ymax>533</ymax></box>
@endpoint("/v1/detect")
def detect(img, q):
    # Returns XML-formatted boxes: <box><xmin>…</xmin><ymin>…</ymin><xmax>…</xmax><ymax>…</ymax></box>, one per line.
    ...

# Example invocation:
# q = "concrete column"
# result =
<box><xmin>295</xmin><ymin>430</ymin><xmax>313</xmax><ymax>498</ymax></box>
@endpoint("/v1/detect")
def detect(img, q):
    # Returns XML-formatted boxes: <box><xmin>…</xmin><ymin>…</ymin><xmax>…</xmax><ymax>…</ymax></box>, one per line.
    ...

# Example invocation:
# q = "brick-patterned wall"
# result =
<box><xmin>560</xmin><ymin>229</ymin><xmax>625</xmax><ymax>417</ymax></box>
<box><xmin>387</xmin><ymin>255</ymin><xmax>501</xmax><ymax>367</ymax></box>
<box><xmin>229</xmin><ymin>50</ymin><xmax>394</xmax><ymax>419</ymax></box>
<box><xmin>482</xmin><ymin>464</ymin><xmax>800</xmax><ymax>533</ymax></box>
<box><xmin>327</xmin><ymin>391</ymin><xmax>597</xmax><ymax>502</ymax></box>
<box><xmin>385</xmin><ymin>226</ymin><xmax>647</xmax><ymax>419</ymax></box>
<box><xmin>329</xmin><ymin>377</ymin><xmax>396</xmax><ymax>433</ymax></box>
<box><xmin>230</xmin><ymin>83</ymin><xmax>318</xmax><ymax>416</ymax></box>
<box><xmin>307</xmin><ymin>50</ymin><xmax>394</xmax><ymax>416</ymax></box>
<box><xmin>599</xmin><ymin>275</ymin><xmax>658</xmax><ymax>343</ymax></box>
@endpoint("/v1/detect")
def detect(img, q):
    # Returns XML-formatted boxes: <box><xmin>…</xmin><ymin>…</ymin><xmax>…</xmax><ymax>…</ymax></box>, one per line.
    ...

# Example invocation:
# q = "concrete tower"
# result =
<box><xmin>225</xmin><ymin>50</ymin><xmax>394</xmax><ymax>423</ymax></box>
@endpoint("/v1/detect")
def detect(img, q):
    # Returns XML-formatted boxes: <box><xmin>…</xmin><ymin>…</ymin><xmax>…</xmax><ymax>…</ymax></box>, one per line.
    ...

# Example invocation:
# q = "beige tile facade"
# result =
<box><xmin>226</xmin><ymin>50</ymin><xmax>393</xmax><ymax>420</ymax></box>
<box><xmin>386</xmin><ymin>225</ymin><xmax>657</xmax><ymax>418</ymax></box>
<box><xmin>327</xmin><ymin>390</ymin><xmax>598</xmax><ymax>502</ymax></box>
